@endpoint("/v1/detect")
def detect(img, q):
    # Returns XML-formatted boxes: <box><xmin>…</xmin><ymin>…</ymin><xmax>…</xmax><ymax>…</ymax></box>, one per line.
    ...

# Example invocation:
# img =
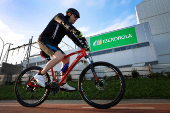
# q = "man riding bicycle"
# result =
<box><xmin>35</xmin><ymin>8</ymin><xmax>87</xmax><ymax>91</ymax></box>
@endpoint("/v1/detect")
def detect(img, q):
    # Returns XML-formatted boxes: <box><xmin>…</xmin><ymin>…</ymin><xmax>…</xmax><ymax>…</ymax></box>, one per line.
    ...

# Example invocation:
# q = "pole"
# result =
<box><xmin>5</xmin><ymin>44</ymin><xmax>12</xmax><ymax>62</ymax></box>
<box><xmin>26</xmin><ymin>36</ymin><xmax>33</xmax><ymax>68</ymax></box>
<box><xmin>0</xmin><ymin>37</ymin><xmax>5</xmax><ymax>61</ymax></box>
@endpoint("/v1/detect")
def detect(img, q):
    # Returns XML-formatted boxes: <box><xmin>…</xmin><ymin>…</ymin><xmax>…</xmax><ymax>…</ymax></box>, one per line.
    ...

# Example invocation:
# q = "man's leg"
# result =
<box><xmin>41</xmin><ymin>51</ymin><xmax>65</xmax><ymax>75</ymax></box>
<box><xmin>60</xmin><ymin>56</ymin><xmax>70</xmax><ymax>83</ymax></box>
<box><xmin>35</xmin><ymin>51</ymin><xmax>65</xmax><ymax>87</ymax></box>
<box><xmin>60</xmin><ymin>56</ymin><xmax>77</xmax><ymax>91</ymax></box>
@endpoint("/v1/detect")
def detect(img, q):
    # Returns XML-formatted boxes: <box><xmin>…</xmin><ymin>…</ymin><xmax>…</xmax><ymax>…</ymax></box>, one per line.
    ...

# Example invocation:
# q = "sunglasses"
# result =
<box><xmin>73</xmin><ymin>14</ymin><xmax>79</xmax><ymax>18</ymax></box>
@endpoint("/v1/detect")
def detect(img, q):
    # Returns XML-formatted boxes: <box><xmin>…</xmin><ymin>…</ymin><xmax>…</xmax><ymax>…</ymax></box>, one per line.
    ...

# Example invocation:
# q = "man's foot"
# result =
<box><xmin>60</xmin><ymin>83</ymin><xmax>77</xmax><ymax>92</ymax></box>
<box><xmin>34</xmin><ymin>73</ymin><xmax>46</xmax><ymax>87</ymax></box>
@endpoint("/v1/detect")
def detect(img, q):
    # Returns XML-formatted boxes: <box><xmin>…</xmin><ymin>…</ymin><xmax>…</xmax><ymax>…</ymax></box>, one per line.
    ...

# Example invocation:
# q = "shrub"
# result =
<box><xmin>147</xmin><ymin>71</ymin><xmax>164</xmax><ymax>79</ymax></box>
<box><xmin>124</xmin><ymin>75</ymin><xmax>132</xmax><ymax>79</ymax></box>
<box><xmin>131</xmin><ymin>69</ymin><xmax>139</xmax><ymax>78</ymax></box>
<box><xmin>166</xmin><ymin>72</ymin><xmax>170</xmax><ymax>79</ymax></box>
<box><xmin>66</xmin><ymin>74</ymin><xmax>72</xmax><ymax>81</ymax></box>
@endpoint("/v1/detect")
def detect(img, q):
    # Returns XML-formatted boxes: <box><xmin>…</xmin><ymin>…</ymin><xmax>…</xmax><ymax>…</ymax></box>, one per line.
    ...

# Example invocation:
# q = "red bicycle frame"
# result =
<box><xmin>58</xmin><ymin>48</ymin><xmax>87</xmax><ymax>85</ymax></box>
<box><xmin>28</xmin><ymin>48</ymin><xmax>87</xmax><ymax>87</ymax></box>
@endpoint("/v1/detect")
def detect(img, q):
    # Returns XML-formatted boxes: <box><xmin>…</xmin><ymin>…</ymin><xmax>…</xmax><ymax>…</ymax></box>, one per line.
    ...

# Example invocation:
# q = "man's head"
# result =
<box><xmin>66</xmin><ymin>8</ymin><xmax>80</xmax><ymax>24</ymax></box>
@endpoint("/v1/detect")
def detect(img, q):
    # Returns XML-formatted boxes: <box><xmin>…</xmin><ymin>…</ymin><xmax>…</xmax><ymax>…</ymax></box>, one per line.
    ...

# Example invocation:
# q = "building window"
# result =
<box><xmin>37</xmin><ymin>60</ymin><xmax>48</xmax><ymax>65</ymax></box>
<box><xmin>137</xmin><ymin>43</ymin><xmax>150</xmax><ymax>48</ymax></box>
<box><xmin>26</xmin><ymin>63</ymin><xmax>36</xmax><ymax>67</ymax></box>
<box><xmin>115</xmin><ymin>48</ymin><xmax>120</xmax><ymax>52</ymax></box>
<box><xmin>131</xmin><ymin>45</ymin><xmax>137</xmax><ymax>49</ymax></box>
<box><xmin>90</xmin><ymin>42</ymin><xmax>150</xmax><ymax>56</ymax></box>
<box><xmin>106</xmin><ymin>49</ymin><xmax>112</xmax><ymax>53</ymax></box>
<box><xmin>120</xmin><ymin>47</ymin><xmax>126</xmax><ymax>51</ymax></box>
<box><xmin>126</xmin><ymin>46</ymin><xmax>131</xmax><ymax>50</ymax></box>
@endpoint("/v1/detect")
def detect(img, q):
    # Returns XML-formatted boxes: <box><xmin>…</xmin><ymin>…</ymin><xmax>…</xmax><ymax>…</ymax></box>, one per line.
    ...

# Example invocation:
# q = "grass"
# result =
<box><xmin>124</xmin><ymin>78</ymin><xmax>170</xmax><ymax>99</ymax></box>
<box><xmin>0</xmin><ymin>78</ymin><xmax>170</xmax><ymax>100</ymax></box>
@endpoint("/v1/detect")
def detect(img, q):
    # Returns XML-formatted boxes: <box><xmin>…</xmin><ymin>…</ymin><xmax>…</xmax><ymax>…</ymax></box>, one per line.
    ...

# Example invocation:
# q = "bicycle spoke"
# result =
<box><xmin>79</xmin><ymin>62</ymin><xmax>125</xmax><ymax>109</ymax></box>
<box><xmin>15</xmin><ymin>66</ymin><xmax>50</xmax><ymax>107</ymax></box>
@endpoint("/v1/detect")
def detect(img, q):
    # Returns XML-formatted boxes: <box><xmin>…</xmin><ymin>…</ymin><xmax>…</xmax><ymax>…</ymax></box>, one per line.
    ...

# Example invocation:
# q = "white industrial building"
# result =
<box><xmin>136</xmin><ymin>0</ymin><xmax>170</xmax><ymax>64</ymax></box>
<box><xmin>1</xmin><ymin>0</ymin><xmax>170</xmax><ymax>85</ymax></box>
<box><xmin>25</xmin><ymin>0</ymin><xmax>170</xmax><ymax>76</ymax></box>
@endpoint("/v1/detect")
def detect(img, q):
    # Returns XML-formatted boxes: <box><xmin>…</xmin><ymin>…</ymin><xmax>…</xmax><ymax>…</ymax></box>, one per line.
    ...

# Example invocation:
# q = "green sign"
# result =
<box><xmin>90</xmin><ymin>27</ymin><xmax>138</xmax><ymax>52</ymax></box>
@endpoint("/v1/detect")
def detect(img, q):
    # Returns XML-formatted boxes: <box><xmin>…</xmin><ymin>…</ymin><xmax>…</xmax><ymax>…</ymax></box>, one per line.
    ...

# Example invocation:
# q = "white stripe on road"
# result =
<box><xmin>82</xmin><ymin>107</ymin><xmax>155</xmax><ymax>109</ymax></box>
<box><xmin>112</xmin><ymin>107</ymin><xmax>155</xmax><ymax>109</ymax></box>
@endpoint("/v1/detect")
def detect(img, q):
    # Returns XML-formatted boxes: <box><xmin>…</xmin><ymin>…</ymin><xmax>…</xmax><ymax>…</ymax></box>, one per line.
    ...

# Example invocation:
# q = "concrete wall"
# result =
<box><xmin>136</xmin><ymin>0</ymin><xmax>170</xmax><ymax>63</ymax></box>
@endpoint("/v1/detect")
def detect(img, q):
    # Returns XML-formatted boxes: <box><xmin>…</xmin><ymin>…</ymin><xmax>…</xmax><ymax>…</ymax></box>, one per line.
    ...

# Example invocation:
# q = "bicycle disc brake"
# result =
<box><xmin>50</xmin><ymin>82</ymin><xmax>60</xmax><ymax>94</ymax></box>
<box><xmin>95</xmin><ymin>79</ymin><xmax>107</xmax><ymax>90</ymax></box>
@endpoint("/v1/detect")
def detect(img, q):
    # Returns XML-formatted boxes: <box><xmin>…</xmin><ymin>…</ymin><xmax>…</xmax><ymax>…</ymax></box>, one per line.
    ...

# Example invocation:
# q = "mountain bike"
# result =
<box><xmin>14</xmin><ymin>38</ymin><xmax>125</xmax><ymax>109</ymax></box>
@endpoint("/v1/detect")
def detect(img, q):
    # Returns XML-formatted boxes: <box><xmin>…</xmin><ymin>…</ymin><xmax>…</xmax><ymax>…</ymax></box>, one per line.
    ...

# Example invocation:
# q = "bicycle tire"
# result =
<box><xmin>14</xmin><ymin>66</ymin><xmax>50</xmax><ymax>107</ymax></box>
<box><xmin>79</xmin><ymin>62</ymin><xmax>125</xmax><ymax>109</ymax></box>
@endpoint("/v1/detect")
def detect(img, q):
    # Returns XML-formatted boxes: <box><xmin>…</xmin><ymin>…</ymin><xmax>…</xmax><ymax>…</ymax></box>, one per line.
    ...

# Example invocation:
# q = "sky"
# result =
<box><xmin>0</xmin><ymin>0</ymin><xmax>143</xmax><ymax>64</ymax></box>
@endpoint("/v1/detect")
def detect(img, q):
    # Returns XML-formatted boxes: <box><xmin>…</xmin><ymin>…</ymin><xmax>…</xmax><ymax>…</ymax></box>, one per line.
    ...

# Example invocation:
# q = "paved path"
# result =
<box><xmin>0</xmin><ymin>99</ymin><xmax>170</xmax><ymax>113</ymax></box>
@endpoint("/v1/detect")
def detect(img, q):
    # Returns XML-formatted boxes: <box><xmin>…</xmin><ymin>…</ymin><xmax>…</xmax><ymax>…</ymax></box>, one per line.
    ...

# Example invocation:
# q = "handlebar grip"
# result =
<box><xmin>79</xmin><ymin>37</ymin><xmax>90</xmax><ymax>51</ymax></box>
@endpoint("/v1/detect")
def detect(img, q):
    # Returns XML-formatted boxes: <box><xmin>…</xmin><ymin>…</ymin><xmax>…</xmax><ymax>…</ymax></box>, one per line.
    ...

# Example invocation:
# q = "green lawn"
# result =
<box><xmin>0</xmin><ymin>78</ymin><xmax>170</xmax><ymax>100</ymax></box>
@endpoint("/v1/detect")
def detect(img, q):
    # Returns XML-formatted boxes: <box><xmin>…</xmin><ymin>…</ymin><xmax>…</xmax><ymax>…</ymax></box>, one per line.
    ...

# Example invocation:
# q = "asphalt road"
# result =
<box><xmin>0</xmin><ymin>99</ymin><xmax>170</xmax><ymax>113</ymax></box>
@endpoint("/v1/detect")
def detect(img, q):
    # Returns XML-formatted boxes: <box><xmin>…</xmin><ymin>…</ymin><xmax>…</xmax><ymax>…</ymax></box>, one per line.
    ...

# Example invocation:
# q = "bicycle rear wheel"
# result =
<box><xmin>14</xmin><ymin>66</ymin><xmax>50</xmax><ymax>107</ymax></box>
<box><xmin>79</xmin><ymin>62</ymin><xmax>125</xmax><ymax>109</ymax></box>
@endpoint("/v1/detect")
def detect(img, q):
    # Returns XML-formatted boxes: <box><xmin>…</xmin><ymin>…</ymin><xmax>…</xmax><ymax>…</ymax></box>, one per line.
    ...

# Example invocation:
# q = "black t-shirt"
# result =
<box><xmin>39</xmin><ymin>13</ymin><xmax>82</xmax><ymax>48</ymax></box>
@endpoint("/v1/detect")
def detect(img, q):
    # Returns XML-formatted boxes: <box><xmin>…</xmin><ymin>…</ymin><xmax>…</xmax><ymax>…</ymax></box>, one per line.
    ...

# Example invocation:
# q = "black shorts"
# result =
<box><xmin>38</xmin><ymin>38</ymin><xmax>65</xmax><ymax>56</ymax></box>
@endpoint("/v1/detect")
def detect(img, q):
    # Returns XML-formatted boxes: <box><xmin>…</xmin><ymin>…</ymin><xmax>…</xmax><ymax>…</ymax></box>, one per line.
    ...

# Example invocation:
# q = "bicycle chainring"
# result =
<box><xmin>50</xmin><ymin>82</ymin><xmax>60</xmax><ymax>94</ymax></box>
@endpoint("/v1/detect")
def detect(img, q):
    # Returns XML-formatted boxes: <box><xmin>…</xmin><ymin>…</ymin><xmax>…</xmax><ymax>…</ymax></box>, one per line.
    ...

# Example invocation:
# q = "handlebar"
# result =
<box><xmin>79</xmin><ymin>37</ymin><xmax>90</xmax><ymax>51</ymax></box>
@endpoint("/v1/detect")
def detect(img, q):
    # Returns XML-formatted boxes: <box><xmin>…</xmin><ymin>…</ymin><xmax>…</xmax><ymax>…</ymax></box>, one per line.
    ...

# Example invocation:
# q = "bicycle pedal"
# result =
<box><xmin>59</xmin><ymin>89</ymin><xmax>76</xmax><ymax>92</ymax></box>
<box><xmin>59</xmin><ymin>87</ymin><xmax>77</xmax><ymax>92</ymax></box>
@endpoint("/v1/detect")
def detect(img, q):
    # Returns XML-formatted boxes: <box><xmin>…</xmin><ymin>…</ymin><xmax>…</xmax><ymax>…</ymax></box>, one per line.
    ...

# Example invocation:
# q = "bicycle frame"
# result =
<box><xmin>58</xmin><ymin>48</ymin><xmax>87</xmax><ymax>85</ymax></box>
<box><xmin>28</xmin><ymin>48</ymin><xmax>89</xmax><ymax>87</ymax></box>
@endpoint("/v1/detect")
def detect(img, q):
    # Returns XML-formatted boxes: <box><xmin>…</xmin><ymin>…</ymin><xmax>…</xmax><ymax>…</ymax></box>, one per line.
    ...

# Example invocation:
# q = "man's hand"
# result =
<box><xmin>75</xmin><ymin>30</ymin><xmax>83</xmax><ymax>38</ymax></box>
<box><xmin>85</xmin><ymin>46</ymin><xmax>90</xmax><ymax>52</ymax></box>
<box><xmin>83</xmin><ymin>41</ymin><xmax>90</xmax><ymax>52</ymax></box>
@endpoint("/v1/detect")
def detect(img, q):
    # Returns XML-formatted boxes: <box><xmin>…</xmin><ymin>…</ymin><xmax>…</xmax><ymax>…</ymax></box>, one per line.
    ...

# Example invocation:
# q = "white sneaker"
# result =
<box><xmin>34</xmin><ymin>73</ymin><xmax>46</xmax><ymax>87</ymax></box>
<box><xmin>60</xmin><ymin>83</ymin><xmax>77</xmax><ymax>92</ymax></box>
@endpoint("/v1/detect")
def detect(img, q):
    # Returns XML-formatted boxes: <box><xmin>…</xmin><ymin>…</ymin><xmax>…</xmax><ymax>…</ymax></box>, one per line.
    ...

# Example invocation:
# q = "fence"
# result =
<box><xmin>1</xmin><ymin>63</ymin><xmax>170</xmax><ymax>85</ymax></box>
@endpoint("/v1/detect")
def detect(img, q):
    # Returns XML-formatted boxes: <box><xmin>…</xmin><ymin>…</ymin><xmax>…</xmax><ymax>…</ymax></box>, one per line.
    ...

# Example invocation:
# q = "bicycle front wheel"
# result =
<box><xmin>14</xmin><ymin>66</ymin><xmax>50</xmax><ymax>107</ymax></box>
<box><xmin>79</xmin><ymin>62</ymin><xmax>125</xmax><ymax>109</ymax></box>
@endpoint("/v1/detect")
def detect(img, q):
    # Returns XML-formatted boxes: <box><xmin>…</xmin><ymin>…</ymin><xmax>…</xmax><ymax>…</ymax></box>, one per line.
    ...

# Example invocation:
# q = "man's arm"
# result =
<box><xmin>67</xmin><ymin>32</ymin><xmax>83</xmax><ymax>48</ymax></box>
<box><xmin>54</xmin><ymin>13</ymin><xmax>78</xmax><ymax>34</ymax></box>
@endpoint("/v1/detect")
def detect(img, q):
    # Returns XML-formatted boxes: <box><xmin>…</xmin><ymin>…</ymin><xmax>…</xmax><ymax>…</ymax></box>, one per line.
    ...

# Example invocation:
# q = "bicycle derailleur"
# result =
<box><xmin>26</xmin><ymin>81</ymin><xmax>36</xmax><ymax>92</ymax></box>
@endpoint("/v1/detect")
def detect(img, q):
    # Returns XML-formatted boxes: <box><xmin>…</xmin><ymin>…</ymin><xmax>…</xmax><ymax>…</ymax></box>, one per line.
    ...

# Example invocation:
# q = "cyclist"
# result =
<box><xmin>34</xmin><ymin>8</ymin><xmax>85</xmax><ymax>92</ymax></box>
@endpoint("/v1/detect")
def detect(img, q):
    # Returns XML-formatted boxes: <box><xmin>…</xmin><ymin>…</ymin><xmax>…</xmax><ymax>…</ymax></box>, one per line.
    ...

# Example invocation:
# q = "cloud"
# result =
<box><xmin>77</xmin><ymin>26</ymin><xmax>90</xmax><ymax>32</ymax></box>
<box><xmin>85</xmin><ymin>14</ymin><xmax>136</xmax><ymax>37</ymax></box>
<box><xmin>120</xmin><ymin>0</ymin><xmax>131</xmax><ymax>5</ymax></box>
<box><xmin>61</xmin><ymin>0</ymin><xmax>80</xmax><ymax>7</ymax></box>
<box><xmin>86</xmin><ymin>0</ymin><xmax>106</xmax><ymax>7</ymax></box>
<box><xmin>0</xmin><ymin>20</ymin><xmax>25</xmax><ymax>47</ymax></box>
<box><xmin>112</xmin><ymin>0</ymin><xmax>131</xmax><ymax>9</ymax></box>
<box><xmin>0</xmin><ymin>20</ymin><xmax>27</xmax><ymax>64</ymax></box>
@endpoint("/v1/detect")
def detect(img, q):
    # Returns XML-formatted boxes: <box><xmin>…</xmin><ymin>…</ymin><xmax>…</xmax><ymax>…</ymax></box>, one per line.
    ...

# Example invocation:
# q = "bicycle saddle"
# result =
<box><xmin>40</xmin><ymin>51</ymin><xmax>50</xmax><ymax>59</ymax></box>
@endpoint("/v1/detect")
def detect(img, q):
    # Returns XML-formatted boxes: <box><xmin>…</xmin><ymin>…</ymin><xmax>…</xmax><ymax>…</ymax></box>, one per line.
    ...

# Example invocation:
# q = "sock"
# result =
<box><xmin>61</xmin><ymin>83</ymin><xmax>66</xmax><ymax>86</ymax></box>
<box><xmin>38</xmin><ymin>72</ymin><xmax>44</xmax><ymax>76</ymax></box>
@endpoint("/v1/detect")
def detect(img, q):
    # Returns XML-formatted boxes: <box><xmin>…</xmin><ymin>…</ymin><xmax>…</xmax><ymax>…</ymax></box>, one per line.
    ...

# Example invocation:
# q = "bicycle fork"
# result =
<box><xmin>86</xmin><ymin>56</ymin><xmax>103</xmax><ymax>86</ymax></box>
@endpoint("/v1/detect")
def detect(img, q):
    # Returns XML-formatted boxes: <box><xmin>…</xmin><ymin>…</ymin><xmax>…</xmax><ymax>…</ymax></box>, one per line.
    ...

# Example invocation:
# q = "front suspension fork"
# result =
<box><xmin>86</xmin><ymin>57</ymin><xmax>101</xmax><ymax>85</ymax></box>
